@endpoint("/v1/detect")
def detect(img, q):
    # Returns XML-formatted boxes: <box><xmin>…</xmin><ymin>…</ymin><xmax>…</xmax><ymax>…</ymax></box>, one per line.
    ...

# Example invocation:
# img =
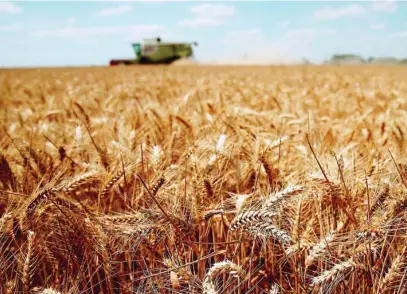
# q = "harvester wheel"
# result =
<box><xmin>166</xmin><ymin>56</ymin><xmax>180</xmax><ymax>64</ymax></box>
<box><xmin>139</xmin><ymin>57</ymin><xmax>151</xmax><ymax>64</ymax></box>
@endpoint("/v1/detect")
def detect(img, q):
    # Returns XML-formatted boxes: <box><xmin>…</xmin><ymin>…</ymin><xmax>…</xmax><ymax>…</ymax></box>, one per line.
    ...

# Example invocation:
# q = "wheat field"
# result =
<box><xmin>1</xmin><ymin>64</ymin><xmax>407</xmax><ymax>294</ymax></box>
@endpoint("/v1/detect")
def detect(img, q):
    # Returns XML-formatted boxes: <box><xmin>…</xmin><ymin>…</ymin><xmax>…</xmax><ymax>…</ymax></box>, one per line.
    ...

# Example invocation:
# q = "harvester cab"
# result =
<box><xmin>110</xmin><ymin>37</ymin><xmax>198</xmax><ymax>66</ymax></box>
<box><xmin>132</xmin><ymin>43</ymin><xmax>141</xmax><ymax>57</ymax></box>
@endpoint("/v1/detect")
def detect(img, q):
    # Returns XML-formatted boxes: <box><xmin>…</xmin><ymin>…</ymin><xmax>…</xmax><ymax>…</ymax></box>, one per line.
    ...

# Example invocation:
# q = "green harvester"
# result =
<box><xmin>109</xmin><ymin>37</ymin><xmax>198</xmax><ymax>66</ymax></box>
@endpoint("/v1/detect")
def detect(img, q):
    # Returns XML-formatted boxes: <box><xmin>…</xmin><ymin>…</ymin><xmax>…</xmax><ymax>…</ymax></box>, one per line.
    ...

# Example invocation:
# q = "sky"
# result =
<box><xmin>0</xmin><ymin>0</ymin><xmax>406</xmax><ymax>67</ymax></box>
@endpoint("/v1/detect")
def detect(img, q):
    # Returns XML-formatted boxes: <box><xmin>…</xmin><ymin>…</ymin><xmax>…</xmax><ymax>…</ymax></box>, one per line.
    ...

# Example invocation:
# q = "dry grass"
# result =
<box><xmin>1</xmin><ymin>64</ymin><xmax>407</xmax><ymax>293</ymax></box>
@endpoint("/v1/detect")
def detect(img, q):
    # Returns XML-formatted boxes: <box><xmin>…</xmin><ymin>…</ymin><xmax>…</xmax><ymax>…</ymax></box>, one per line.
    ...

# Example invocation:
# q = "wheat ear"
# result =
<box><xmin>202</xmin><ymin>260</ymin><xmax>245</xmax><ymax>294</ymax></box>
<box><xmin>230</xmin><ymin>209</ymin><xmax>278</xmax><ymax>231</ymax></box>
<box><xmin>22</xmin><ymin>230</ymin><xmax>35</xmax><ymax>294</ymax></box>
<box><xmin>312</xmin><ymin>258</ymin><xmax>364</xmax><ymax>290</ymax></box>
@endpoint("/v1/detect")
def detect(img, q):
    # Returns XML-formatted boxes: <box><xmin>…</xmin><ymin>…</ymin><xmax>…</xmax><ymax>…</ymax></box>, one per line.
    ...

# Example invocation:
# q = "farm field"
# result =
<box><xmin>1</xmin><ymin>64</ymin><xmax>407</xmax><ymax>293</ymax></box>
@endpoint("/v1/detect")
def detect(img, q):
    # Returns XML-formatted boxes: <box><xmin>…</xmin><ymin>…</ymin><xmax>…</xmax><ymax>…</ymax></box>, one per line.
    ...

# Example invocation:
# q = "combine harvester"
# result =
<box><xmin>109</xmin><ymin>37</ymin><xmax>198</xmax><ymax>66</ymax></box>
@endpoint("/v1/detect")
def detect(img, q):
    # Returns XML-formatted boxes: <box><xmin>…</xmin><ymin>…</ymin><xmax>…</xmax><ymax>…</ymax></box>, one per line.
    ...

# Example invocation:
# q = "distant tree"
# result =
<box><xmin>327</xmin><ymin>54</ymin><xmax>365</xmax><ymax>64</ymax></box>
<box><xmin>301</xmin><ymin>58</ymin><xmax>311</xmax><ymax>64</ymax></box>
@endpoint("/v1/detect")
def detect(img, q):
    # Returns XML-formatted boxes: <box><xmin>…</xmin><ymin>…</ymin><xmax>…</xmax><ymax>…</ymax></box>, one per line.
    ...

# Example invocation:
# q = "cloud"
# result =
<box><xmin>177</xmin><ymin>3</ymin><xmax>237</xmax><ymax>28</ymax></box>
<box><xmin>284</xmin><ymin>28</ymin><xmax>335</xmax><ymax>41</ymax></box>
<box><xmin>313</xmin><ymin>4</ymin><xmax>368</xmax><ymax>20</ymax></box>
<box><xmin>96</xmin><ymin>5</ymin><xmax>133</xmax><ymax>16</ymax></box>
<box><xmin>0</xmin><ymin>23</ymin><xmax>24</xmax><ymax>32</ymax></box>
<box><xmin>0</xmin><ymin>2</ymin><xmax>22</xmax><ymax>14</ymax></box>
<box><xmin>215</xmin><ymin>27</ymin><xmax>334</xmax><ymax>65</ymax></box>
<box><xmin>223</xmin><ymin>28</ymin><xmax>264</xmax><ymax>44</ymax></box>
<box><xmin>371</xmin><ymin>23</ymin><xmax>386</xmax><ymax>30</ymax></box>
<box><xmin>67</xmin><ymin>17</ymin><xmax>77</xmax><ymax>25</ymax></box>
<box><xmin>190</xmin><ymin>3</ymin><xmax>237</xmax><ymax>17</ymax></box>
<box><xmin>371</xmin><ymin>0</ymin><xmax>398</xmax><ymax>13</ymax></box>
<box><xmin>390</xmin><ymin>31</ymin><xmax>407</xmax><ymax>39</ymax></box>
<box><xmin>177</xmin><ymin>17</ymin><xmax>224</xmax><ymax>28</ymax></box>
<box><xmin>278</xmin><ymin>20</ymin><xmax>290</xmax><ymax>29</ymax></box>
<box><xmin>75</xmin><ymin>39</ymin><xmax>97</xmax><ymax>46</ymax></box>
<box><xmin>32</xmin><ymin>24</ymin><xmax>163</xmax><ymax>38</ymax></box>
<box><xmin>216</xmin><ymin>28</ymin><xmax>300</xmax><ymax>65</ymax></box>
<box><xmin>215</xmin><ymin>43</ymin><xmax>300</xmax><ymax>65</ymax></box>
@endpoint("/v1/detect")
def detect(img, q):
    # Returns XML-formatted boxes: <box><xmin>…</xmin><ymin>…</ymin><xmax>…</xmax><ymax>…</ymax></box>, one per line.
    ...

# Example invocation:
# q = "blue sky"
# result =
<box><xmin>0</xmin><ymin>1</ymin><xmax>406</xmax><ymax>67</ymax></box>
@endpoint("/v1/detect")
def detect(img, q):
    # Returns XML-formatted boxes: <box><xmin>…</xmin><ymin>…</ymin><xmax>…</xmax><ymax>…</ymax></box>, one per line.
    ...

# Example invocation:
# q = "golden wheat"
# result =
<box><xmin>0</xmin><ymin>64</ymin><xmax>407</xmax><ymax>293</ymax></box>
